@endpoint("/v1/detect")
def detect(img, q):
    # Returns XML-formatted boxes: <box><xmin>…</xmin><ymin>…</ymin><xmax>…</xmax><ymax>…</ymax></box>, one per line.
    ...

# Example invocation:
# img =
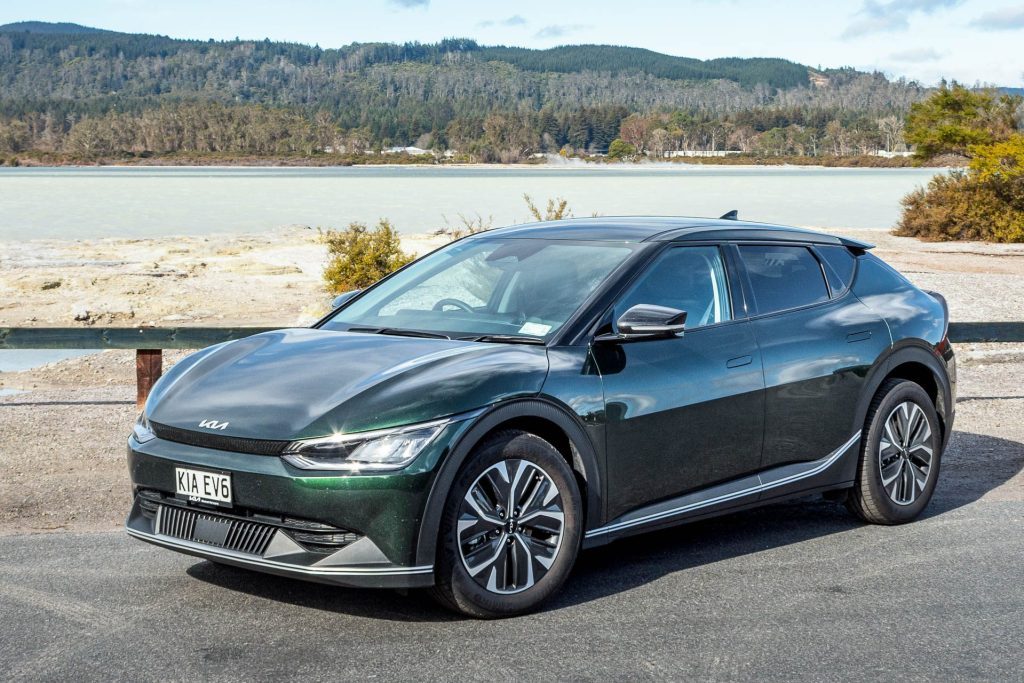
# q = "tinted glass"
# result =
<box><xmin>815</xmin><ymin>245</ymin><xmax>856</xmax><ymax>295</ymax></box>
<box><xmin>850</xmin><ymin>253</ymin><xmax>913</xmax><ymax>298</ymax></box>
<box><xmin>323</xmin><ymin>238</ymin><xmax>637</xmax><ymax>340</ymax></box>
<box><xmin>615</xmin><ymin>246</ymin><xmax>731</xmax><ymax>329</ymax></box>
<box><xmin>740</xmin><ymin>245</ymin><xmax>829</xmax><ymax>314</ymax></box>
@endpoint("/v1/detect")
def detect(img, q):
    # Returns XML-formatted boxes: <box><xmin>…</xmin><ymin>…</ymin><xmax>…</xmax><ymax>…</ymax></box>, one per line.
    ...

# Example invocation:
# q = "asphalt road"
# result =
<box><xmin>2</xmin><ymin>457</ymin><xmax>1023</xmax><ymax>682</ymax></box>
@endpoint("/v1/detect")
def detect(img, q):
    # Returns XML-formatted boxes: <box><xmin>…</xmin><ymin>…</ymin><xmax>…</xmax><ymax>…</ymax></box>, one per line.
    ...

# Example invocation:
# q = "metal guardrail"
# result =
<box><xmin>0</xmin><ymin>327</ymin><xmax>278</xmax><ymax>407</ymax></box>
<box><xmin>2</xmin><ymin>323</ymin><xmax>1023</xmax><ymax>407</ymax></box>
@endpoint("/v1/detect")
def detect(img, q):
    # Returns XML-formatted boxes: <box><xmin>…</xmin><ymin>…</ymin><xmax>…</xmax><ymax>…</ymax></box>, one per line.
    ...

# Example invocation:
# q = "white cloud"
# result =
<box><xmin>889</xmin><ymin>47</ymin><xmax>944</xmax><ymax>62</ymax></box>
<box><xmin>534</xmin><ymin>24</ymin><xmax>586</xmax><ymax>39</ymax></box>
<box><xmin>969</xmin><ymin>5</ymin><xmax>1024</xmax><ymax>30</ymax></box>
<box><xmin>479</xmin><ymin>15</ymin><xmax>528</xmax><ymax>28</ymax></box>
<box><xmin>843</xmin><ymin>0</ymin><xmax>962</xmax><ymax>38</ymax></box>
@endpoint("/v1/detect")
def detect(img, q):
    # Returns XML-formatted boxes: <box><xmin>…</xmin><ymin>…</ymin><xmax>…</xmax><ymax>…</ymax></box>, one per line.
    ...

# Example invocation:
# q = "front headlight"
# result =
<box><xmin>282</xmin><ymin>418</ymin><xmax>451</xmax><ymax>472</ymax></box>
<box><xmin>133</xmin><ymin>412</ymin><xmax>156</xmax><ymax>443</ymax></box>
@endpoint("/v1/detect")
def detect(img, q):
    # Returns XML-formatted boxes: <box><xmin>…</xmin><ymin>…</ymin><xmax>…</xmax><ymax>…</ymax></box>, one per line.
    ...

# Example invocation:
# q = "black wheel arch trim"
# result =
<box><xmin>853</xmin><ymin>341</ymin><xmax>954</xmax><ymax>449</ymax></box>
<box><xmin>414</xmin><ymin>397</ymin><xmax>602</xmax><ymax>568</ymax></box>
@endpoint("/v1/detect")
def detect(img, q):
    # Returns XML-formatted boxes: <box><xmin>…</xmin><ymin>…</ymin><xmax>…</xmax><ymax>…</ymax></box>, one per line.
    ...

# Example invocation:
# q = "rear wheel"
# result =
<box><xmin>847</xmin><ymin>379</ymin><xmax>942</xmax><ymax>524</ymax></box>
<box><xmin>431</xmin><ymin>430</ymin><xmax>582</xmax><ymax>618</ymax></box>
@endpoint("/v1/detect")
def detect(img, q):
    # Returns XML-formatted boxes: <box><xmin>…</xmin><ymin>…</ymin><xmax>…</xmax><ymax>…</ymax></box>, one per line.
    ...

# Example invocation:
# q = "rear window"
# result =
<box><xmin>815</xmin><ymin>245</ymin><xmax>856</xmax><ymax>295</ymax></box>
<box><xmin>739</xmin><ymin>245</ymin><xmax>829</xmax><ymax>315</ymax></box>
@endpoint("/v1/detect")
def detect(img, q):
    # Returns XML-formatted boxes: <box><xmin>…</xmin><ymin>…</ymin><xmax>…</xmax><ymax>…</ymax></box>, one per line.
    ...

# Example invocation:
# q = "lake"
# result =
<box><xmin>0</xmin><ymin>163</ymin><xmax>942</xmax><ymax>372</ymax></box>
<box><xmin>0</xmin><ymin>164</ymin><xmax>942</xmax><ymax>241</ymax></box>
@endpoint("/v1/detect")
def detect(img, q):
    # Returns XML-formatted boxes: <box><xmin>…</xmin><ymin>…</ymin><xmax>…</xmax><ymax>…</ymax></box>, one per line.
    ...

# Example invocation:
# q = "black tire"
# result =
<box><xmin>430</xmin><ymin>430</ymin><xmax>582</xmax><ymax>618</ymax></box>
<box><xmin>846</xmin><ymin>378</ymin><xmax>942</xmax><ymax>524</ymax></box>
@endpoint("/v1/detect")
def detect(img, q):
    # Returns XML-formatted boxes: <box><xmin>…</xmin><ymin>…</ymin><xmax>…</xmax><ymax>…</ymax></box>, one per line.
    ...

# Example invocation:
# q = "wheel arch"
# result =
<box><xmin>414</xmin><ymin>398</ymin><xmax>602</xmax><ymax>568</ymax></box>
<box><xmin>854</xmin><ymin>342</ymin><xmax>953</xmax><ymax>448</ymax></box>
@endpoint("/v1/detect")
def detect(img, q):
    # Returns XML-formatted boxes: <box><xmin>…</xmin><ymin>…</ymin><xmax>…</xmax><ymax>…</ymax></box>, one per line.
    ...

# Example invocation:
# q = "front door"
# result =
<box><xmin>595</xmin><ymin>245</ymin><xmax>765</xmax><ymax>521</ymax></box>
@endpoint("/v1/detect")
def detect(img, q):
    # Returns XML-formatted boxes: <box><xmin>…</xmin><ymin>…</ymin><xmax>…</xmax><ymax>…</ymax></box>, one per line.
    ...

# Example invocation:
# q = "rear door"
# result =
<box><xmin>596</xmin><ymin>244</ymin><xmax>765</xmax><ymax>520</ymax></box>
<box><xmin>736</xmin><ymin>243</ymin><xmax>890</xmax><ymax>469</ymax></box>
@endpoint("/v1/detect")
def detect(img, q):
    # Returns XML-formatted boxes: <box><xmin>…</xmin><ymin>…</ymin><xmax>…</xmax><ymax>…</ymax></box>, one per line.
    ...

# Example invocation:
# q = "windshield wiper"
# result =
<box><xmin>348</xmin><ymin>327</ymin><xmax>451</xmax><ymax>340</ymax></box>
<box><xmin>460</xmin><ymin>334</ymin><xmax>546</xmax><ymax>345</ymax></box>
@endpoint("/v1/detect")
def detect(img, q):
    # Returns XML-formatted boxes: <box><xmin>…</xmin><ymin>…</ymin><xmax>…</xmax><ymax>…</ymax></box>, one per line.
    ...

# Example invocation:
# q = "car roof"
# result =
<box><xmin>474</xmin><ymin>216</ymin><xmax>874</xmax><ymax>249</ymax></box>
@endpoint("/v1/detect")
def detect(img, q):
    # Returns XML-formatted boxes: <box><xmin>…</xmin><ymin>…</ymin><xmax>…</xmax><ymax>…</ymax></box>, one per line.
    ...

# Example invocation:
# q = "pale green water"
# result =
<box><xmin>0</xmin><ymin>164</ymin><xmax>941</xmax><ymax>240</ymax></box>
<box><xmin>0</xmin><ymin>164</ymin><xmax>942</xmax><ymax>373</ymax></box>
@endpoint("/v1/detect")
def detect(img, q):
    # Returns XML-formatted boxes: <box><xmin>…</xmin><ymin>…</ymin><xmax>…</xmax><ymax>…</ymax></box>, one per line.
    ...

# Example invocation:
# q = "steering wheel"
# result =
<box><xmin>432</xmin><ymin>298</ymin><xmax>475</xmax><ymax>313</ymax></box>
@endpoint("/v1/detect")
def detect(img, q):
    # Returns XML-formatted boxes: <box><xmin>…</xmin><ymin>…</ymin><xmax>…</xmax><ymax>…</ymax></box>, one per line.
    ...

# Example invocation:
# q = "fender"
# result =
<box><xmin>851</xmin><ymin>341</ymin><xmax>954</xmax><ymax>450</ymax></box>
<box><xmin>413</xmin><ymin>397</ymin><xmax>603</xmax><ymax>568</ymax></box>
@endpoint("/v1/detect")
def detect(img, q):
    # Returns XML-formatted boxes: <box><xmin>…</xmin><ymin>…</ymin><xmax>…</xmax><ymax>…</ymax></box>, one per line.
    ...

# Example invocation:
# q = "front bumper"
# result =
<box><xmin>125</xmin><ymin>496</ymin><xmax>434</xmax><ymax>588</ymax></box>
<box><xmin>124</xmin><ymin>424</ymin><xmax>470</xmax><ymax>588</ymax></box>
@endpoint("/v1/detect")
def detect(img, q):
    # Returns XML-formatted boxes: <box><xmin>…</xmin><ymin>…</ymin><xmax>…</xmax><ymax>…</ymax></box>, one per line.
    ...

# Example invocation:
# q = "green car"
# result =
<box><xmin>127</xmin><ymin>216</ymin><xmax>955</xmax><ymax>617</ymax></box>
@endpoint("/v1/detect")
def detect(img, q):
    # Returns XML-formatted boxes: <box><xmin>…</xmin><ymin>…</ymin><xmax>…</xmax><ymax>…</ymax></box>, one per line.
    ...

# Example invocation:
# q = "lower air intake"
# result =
<box><xmin>157</xmin><ymin>504</ymin><xmax>276</xmax><ymax>556</ymax></box>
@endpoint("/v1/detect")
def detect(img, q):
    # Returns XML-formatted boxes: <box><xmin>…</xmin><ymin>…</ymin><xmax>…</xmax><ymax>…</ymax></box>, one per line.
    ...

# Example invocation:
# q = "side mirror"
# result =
<box><xmin>330</xmin><ymin>289</ymin><xmax>362</xmax><ymax>310</ymax></box>
<box><xmin>596</xmin><ymin>304</ymin><xmax>687</xmax><ymax>342</ymax></box>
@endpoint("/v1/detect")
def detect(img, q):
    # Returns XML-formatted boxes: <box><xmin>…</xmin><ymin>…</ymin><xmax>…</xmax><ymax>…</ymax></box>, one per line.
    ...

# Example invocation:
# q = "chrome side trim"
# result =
<box><xmin>585</xmin><ymin>431</ymin><xmax>862</xmax><ymax>539</ymax></box>
<box><xmin>126</xmin><ymin>527</ymin><xmax>434</xmax><ymax>576</ymax></box>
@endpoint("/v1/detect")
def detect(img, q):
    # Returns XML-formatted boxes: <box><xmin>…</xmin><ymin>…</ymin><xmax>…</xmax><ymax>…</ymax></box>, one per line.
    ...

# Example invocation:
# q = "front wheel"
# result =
<box><xmin>847</xmin><ymin>379</ymin><xmax>943</xmax><ymax>524</ymax></box>
<box><xmin>431</xmin><ymin>430</ymin><xmax>582</xmax><ymax>618</ymax></box>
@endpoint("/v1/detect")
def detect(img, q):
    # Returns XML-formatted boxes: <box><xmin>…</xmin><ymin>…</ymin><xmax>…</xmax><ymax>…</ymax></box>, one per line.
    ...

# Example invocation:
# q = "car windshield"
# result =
<box><xmin>322</xmin><ymin>238</ymin><xmax>638</xmax><ymax>341</ymax></box>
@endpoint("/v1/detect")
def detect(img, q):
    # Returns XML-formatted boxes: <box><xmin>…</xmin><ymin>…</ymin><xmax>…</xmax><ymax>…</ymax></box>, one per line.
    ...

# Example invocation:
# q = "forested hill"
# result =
<box><xmin>0</xmin><ymin>22</ymin><xmax>810</xmax><ymax>89</ymax></box>
<box><xmin>0</xmin><ymin>21</ymin><xmax>929</xmax><ymax>161</ymax></box>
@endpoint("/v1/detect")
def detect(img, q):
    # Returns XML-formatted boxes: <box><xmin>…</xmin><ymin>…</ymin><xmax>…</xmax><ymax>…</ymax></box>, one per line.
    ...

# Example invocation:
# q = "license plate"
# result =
<box><xmin>175</xmin><ymin>467</ymin><xmax>232</xmax><ymax>505</ymax></box>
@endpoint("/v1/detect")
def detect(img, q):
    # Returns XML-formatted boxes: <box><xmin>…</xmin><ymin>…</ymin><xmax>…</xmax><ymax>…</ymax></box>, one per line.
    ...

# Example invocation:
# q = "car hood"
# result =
<box><xmin>147</xmin><ymin>328</ymin><xmax>549</xmax><ymax>440</ymax></box>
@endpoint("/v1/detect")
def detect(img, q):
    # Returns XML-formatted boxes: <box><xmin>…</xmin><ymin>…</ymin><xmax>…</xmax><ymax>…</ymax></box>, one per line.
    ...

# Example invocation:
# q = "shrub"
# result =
<box><xmin>439</xmin><ymin>212</ymin><xmax>494</xmax><ymax>241</ymax></box>
<box><xmin>523</xmin><ymin>193</ymin><xmax>572</xmax><ymax>221</ymax></box>
<box><xmin>321</xmin><ymin>219</ymin><xmax>414</xmax><ymax>293</ymax></box>
<box><xmin>607</xmin><ymin>138</ymin><xmax>637</xmax><ymax>161</ymax></box>
<box><xmin>895</xmin><ymin>170</ymin><xmax>1024</xmax><ymax>242</ymax></box>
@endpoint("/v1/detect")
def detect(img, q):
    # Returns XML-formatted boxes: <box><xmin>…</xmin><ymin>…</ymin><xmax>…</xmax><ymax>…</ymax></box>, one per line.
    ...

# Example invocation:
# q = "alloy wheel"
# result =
<box><xmin>457</xmin><ymin>458</ymin><xmax>565</xmax><ymax>594</ymax></box>
<box><xmin>878</xmin><ymin>401</ymin><xmax>934</xmax><ymax>506</ymax></box>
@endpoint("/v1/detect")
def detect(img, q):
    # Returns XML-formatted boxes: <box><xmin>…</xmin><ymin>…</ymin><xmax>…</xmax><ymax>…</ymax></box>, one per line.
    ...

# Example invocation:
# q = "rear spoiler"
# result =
<box><xmin>838</xmin><ymin>236</ymin><xmax>874</xmax><ymax>250</ymax></box>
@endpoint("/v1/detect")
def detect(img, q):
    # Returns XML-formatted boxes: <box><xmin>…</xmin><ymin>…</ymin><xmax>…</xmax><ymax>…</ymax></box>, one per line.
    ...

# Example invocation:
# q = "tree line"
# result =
<box><xmin>0</xmin><ymin>99</ymin><xmax>924</xmax><ymax>162</ymax></box>
<box><xmin>0</xmin><ymin>26</ymin><xmax>934</xmax><ymax>162</ymax></box>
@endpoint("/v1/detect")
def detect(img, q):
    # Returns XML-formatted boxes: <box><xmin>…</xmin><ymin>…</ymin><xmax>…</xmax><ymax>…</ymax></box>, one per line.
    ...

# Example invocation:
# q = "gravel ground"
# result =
<box><xmin>1</xmin><ymin>227</ymin><xmax>1023</xmax><ymax>328</ymax></box>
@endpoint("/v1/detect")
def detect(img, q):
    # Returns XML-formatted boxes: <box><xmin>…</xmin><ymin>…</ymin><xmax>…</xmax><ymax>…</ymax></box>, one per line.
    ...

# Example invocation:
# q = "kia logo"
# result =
<box><xmin>198</xmin><ymin>419</ymin><xmax>230</xmax><ymax>430</ymax></box>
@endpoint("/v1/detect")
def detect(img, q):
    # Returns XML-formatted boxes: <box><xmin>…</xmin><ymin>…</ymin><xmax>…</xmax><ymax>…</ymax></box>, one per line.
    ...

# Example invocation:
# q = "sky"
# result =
<box><xmin>1</xmin><ymin>0</ymin><xmax>1021</xmax><ymax>86</ymax></box>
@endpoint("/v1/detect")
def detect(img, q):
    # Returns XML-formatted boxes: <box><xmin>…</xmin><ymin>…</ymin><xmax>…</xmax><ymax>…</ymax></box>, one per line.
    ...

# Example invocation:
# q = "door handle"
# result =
<box><xmin>846</xmin><ymin>330</ymin><xmax>872</xmax><ymax>343</ymax></box>
<box><xmin>726</xmin><ymin>355</ymin><xmax>753</xmax><ymax>368</ymax></box>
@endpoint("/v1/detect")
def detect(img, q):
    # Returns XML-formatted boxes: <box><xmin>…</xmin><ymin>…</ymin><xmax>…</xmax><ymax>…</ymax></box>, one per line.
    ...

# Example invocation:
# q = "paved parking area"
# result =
<box><xmin>2</xmin><ymin>359</ymin><xmax>1023</xmax><ymax>681</ymax></box>
<box><xmin>2</xmin><ymin>458</ymin><xmax>1022</xmax><ymax>681</ymax></box>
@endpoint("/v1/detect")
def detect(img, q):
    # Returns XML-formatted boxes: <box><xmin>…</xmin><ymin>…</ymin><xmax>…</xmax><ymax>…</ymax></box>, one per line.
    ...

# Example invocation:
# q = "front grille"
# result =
<box><xmin>141</xmin><ymin>491</ymin><xmax>363</xmax><ymax>556</ymax></box>
<box><xmin>150</xmin><ymin>421</ymin><xmax>289</xmax><ymax>456</ymax></box>
<box><xmin>158</xmin><ymin>504</ymin><xmax>276</xmax><ymax>556</ymax></box>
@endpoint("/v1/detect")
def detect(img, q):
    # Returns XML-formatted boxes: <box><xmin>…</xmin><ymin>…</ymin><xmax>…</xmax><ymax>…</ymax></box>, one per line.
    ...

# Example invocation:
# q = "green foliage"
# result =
<box><xmin>321</xmin><ymin>220</ymin><xmax>414</xmax><ymax>293</ymax></box>
<box><xmin>0</xmin><ymin>24</ymin><xmax>929</xmax><ymax>161</ymax></box>
<box><xmin>895</xmin><ymin>171</ymin><xmax>1024</xmax><ymax>242</ymax></box>
<box><xmin>898</xmin><ymin>97</ymin><xmax>1024</xmax><ymax>241</ymax></box>
<box><xmin>478</xmin><ymin>45</ymin><xmax>810</xmax><ymax>89</ymax></box>
<box><xmin>969</xmin><ymin>133</ymin><xmax>1024</xmax><ymax>181</ymax></box>
<box><xmin>905</xmin><ymin>82</ymin><xmax>1021</xmax><ymax>160</ymax></box>
<box><xmin>524</xmin><ymin>194</ymin><xmax>572</xmax><ymax>221</ymax></box>
<box><xmin>606</xmin><ymin>138</ymin><xmax>637</xmax><ymax>160</ymax></box>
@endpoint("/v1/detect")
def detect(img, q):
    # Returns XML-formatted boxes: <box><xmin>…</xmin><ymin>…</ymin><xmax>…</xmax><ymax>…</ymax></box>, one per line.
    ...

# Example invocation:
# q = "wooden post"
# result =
<box><xmin>136</xmin><ymin>349</ymin><xmax>163</xmax><ymax>409</ymax></box>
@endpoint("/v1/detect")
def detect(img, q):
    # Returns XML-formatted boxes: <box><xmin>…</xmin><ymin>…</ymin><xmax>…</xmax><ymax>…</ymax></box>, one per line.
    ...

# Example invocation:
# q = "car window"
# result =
<box><xmin>815</xmin><ymin>245</ymin><xmax>856</xmax><ymax>295</ymax></box>
<box><xmin>739</xmin><ymin>245</ymin><xmax>829</xmax><ymax>315</ymax></box>
<box><xmin>324</xmin><ymin>238</ymin><xmax>637</xmax><ymax>340</ymax></box>
<box><xmin>615</xmin><ymin>246</ymin><xmax>731</xmax><ymax>329</ymax></box>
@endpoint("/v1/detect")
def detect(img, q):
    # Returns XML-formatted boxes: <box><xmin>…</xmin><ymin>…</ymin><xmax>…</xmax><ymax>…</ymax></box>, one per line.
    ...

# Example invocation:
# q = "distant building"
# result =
<box><xmin>871</xmin><ymin>150</ymin><xmax>914</xmax><ymax>158</ymax></box>
<box><xmin>664</xmin><ymin>150</ymin><xmax>742</xmax><ymax>158</ymax></box>
<box><xmin>383</xmin><ymin>146</ymin><xmax>431</xmax><ymax>156</ymax></box>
